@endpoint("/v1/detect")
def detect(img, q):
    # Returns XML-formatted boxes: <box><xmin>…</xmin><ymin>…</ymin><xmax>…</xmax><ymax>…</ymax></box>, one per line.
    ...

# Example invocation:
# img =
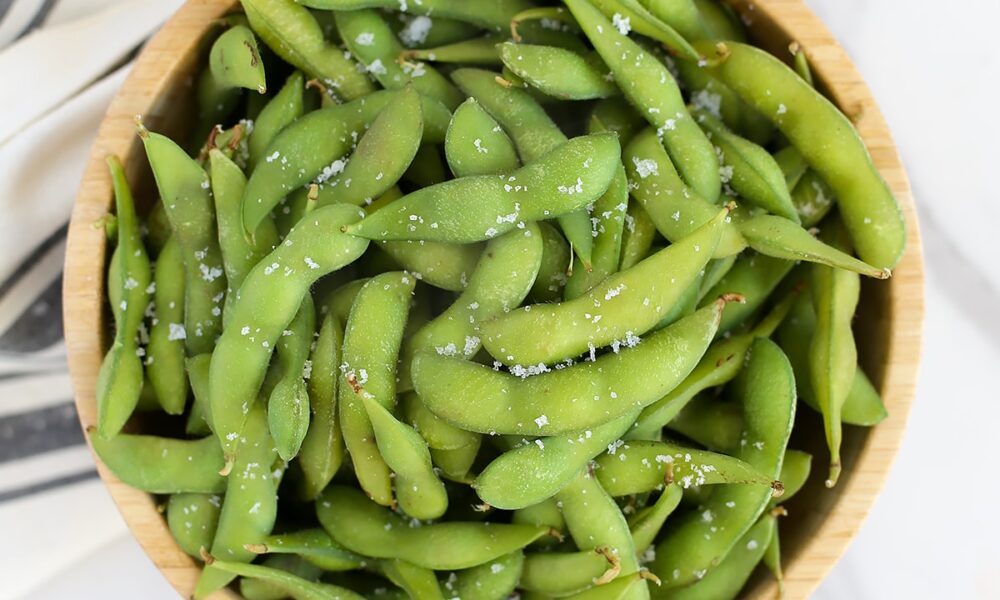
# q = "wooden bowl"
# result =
<box><xmin>63</xmin><ymin>1</ymin><xmax>925</xmax><ymax>598</ymax></box>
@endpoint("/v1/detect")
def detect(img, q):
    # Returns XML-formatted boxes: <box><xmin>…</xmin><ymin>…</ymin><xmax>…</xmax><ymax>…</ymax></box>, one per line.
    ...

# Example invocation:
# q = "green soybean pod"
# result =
<box><xmin>363</xmin><ymin>393</ymin><xmax>449</xmax><ymax>520</ymax></box>
<box><xmin>666</xmin><ymin>393</ymin><xmax>743</xmax><ymax>453</ymax></box>
<box><xmin>89</xmin><ymin>430</ymin><xmax>226</xmax><ymax>493</ymax></box>
<box><xmin>777</xmin><ymin>291</ymin><xmax>887</xmax><ymax>426</ymax></box>
<box><xmin>624</xmin><ymin>128</ymin><xmax>746</xmax><ymax>258</ymax></box>
<box><xmin>694</xmin><ymin>109</ymin><xmax>798</xmax><ymax>222</ymax></box>
<box><xmin>339</xmin><ymin>272</ymin><xmax>415</xmax><ymax>506</ymax></box>
<box><xmin>651</xmin><ymin>338</ymin><xmax>795</xmax><ymax>588</ymax></box>
<box><xmin>398</xmin><ymin>223</ymin><xmax>543</xmax><ymax>391</ymax></box>
<box><xmin>297</xmin><ymin>311</ymin><xmax>346</xmax><ymax>500</ymax></box>
<box><xmin>185</xmin><ymin>354</ymin><xmax>213</xmax><ymax>435</ymax></box>
<box><xmin>242</xmin><ymin>0</ymin><xmax>374</xmax><ymax>101</ymax></box>
<box><xmin>401</xmin><ymin>393</ymin><xmax>479</xmax><ymax>451</ymax></box>
<box><xmin>206</xmin><ymin>557</ymin><xmax>365</xmax><ymax>600</ymax></box>
<box><xmin>248</xmin><ymin>71</ymin><xmax>305</xmax><ymax>171</ymax></box>
<box><xmin>208</xmin><ymin>148</ymin><xmax>279</xmax><ymax>323</ymax></box>
<box><xmin>345</xmin><ymin>133</ymin><xmax>621</xmax><ymax>245</ymax></box>
<box><xmin>474</xmin><ymin>410</ymin><xmax>638</xmax><ymax>510</ymax></box>
<box><xmin>566</xmin><ymin>0</ymin><xmax>720</xmax><ymax>203</ymax></box>
<box><xmin>619</xmin><ymin>202</ymin><xmax>657</xmax><ymax>271</ymax></box>
<box><xmin>314</xmin><ymin>85</ymin><xmax>425</xmax><ymax>210</ymax></box>
<box><xmin>694</xmin><ymin>0</ymin><xmax>746</xmax><ymax>41</ymax></box>
<box><xmin>772</xmin><ymin>450</ymin><xmax>812</xmax><ymax>507</ymax></box>
<box><xmin>381</xmin><ymin>559</ymin><xmax>446</xmax><ymax>600</ymax></box>
<box><xmin>773</xmin><ymin>145</ymin><xmax>809</xmax><ymax>191</ymax></box>
<box><xmin>267</xmin><ymin>296</ymin><xmax>315</xmax><ymax>461</ymax></box>
<box><xmin>512</xmin><ymin>498</ymin><xmax>566</xmax><ymax>541</ymax></box>
<box><xmin>403</xmin><ymin>33</ymin><xmax>506</xmax><ymax>65</ymax></box>
<box><xmin>301</xmin><ymin>0</ymin><xmax>531</xmax><ymax>31</ymax></box>
<box><xmin>628</xmin><ymin>485</ymin><xmax>683</xmax><ymax>555</ymax></box>
<box><xmin>632</xmin><ymin>288</ymin><xmax>797</xmax><ymax>439</ymax></box>
<box><xmin>676</xmin><ymin>58</ymin><xmax>773</xmax><ymax>147</ymax></box>
<box><xmin>139</xmin><ymin>125</ymin><xmax>226</xmax><ymax>357</ymax></box>
<box><xmin>564</xmin><ymin>156</ymin><xmax>628</xmax><ymax>299</ymax></box>
<box><xmin>209</xmin><ymin>204</ymin><xmax>369</xmax><ymax>469</ymax></box>
<box><xmin>239</xmin><ymin>555</ymin><xmax>323</xmax><ymax>600</ymax></box>
<box><xmin>195</xmin><ymin>405</ymin><xmax>279</xmax><ymax>599</ymax></box>
<box><xmin>640</xmin><ymin>0</ymin><xmax>708</xmax><ymax>40</ymax></box>
<box><xmin>590</xmin><ymin>97</ymin><xmax>646</xmax><ymax>146</ymax></box>
<box><xmin>414</xmin><ymin>300</ymin><xmax>724</xmax><ymax>436</ymax></box>
<box><xmin>430</xmin><ymin>443</ymin><xmax>481</xmax><ymax>481</ymax></box>
<box><xmin>166</xmin><ymin>493</ymin><xmax>222</xmax><ymax>558</ymax></box>
<box><xmin>739</xmin><ymin>214</ymin><xmax>890</xmax><ymax>278</ymax></box>
<box><xmin>95</xmin><ymin>156</ymin><xmax>152</xmax><ymax>438</ymax></box>
<box><xmin>317</xmin><ymin>486</ymin><xmax>551</xmax><ymax>570</ymax></box>
<box><xmin>450</xmin><ymin>67</ymin><xmax>596</xmax><ymax>269</ymax></box>
<box><xmin>662</xmin><ymin>513</ymin><xmax>777</xmax><ymax>600</ymax></box>
<box><xmin>481</xmin><ymin>206</ymin><xmax>728</xmax><ymax>366</ymax></box>
<box><xmin>589</xmin><ymin>0</ymin><xmax>700</xmax><ymax>61</ymax></box>
<box><xmin>530</xmin><ymin>221</ymin><xmax>571</xmax><ymax>302</ymax></box>
<box><xmin>595</xmin><ymin>440</ymin><xmax>780</xmax><ymax>497</ymax></box>
<box><xmin>519</xmin><ymin>549</ymin><xmax>617</xmax><ymax>596</ymax></box>
<box><xmin>193</xmin><ymin>65</ymin><xmax>240</xmax><ymax>145</ymax></box>
<box><xmin>791</xmin><ymin>170</ymin><xmax>836</xmax><ymax>228</ymax></box>
<box><xmin>443</xmin><ymin>550</ymin><xmax>525</xmax><ymax>600</ymax></box>
<box><xmin>145</xmin><ymin>200</ymin><xmax>171</xmax><ymax>255</ymax></box>
<box><xmin>809</xmin><ymin>218</ymin><xmax>860</xmax><ymax>487</ymax></box>
<box><xmin>700</xmin><ymin>253</ymin><xmax>794</xmax><ymax>333</ymax></box>
<box><xmin>146</xmin><ymin>237</ymin><xmax>187</xmax><ymax>415</ymax></box>
<box><xmin>499</xmin><ymin>43</ymin><xmax>618</xmax><ymax>100</ymax></box>
<box><xmin>556</xmin><ymin>469</ymin><xmax>644</xmax><ymax>599</ymax></box>
<box><xmin>403</xmin><ymin>143</ymin><xmax>450</xmax><ymax>188</ymax></box>
<box><xmin>210</xmin><ymin>24</ymin><xmax>267</xmax><ymax>93</ymax></box>
<box><xmin>245</xmin><ymin>528</ymin><xmax>367</xmax><ymax>571</ymax></box>
<box><xmin>242</xmin><ymin>90</ymin><xmax>393</xmax><ymax>234</ymax></box>
<box><xmin>445</xmin><ymin>98</ymin><xmax>521</xmax><ymax>178</ymax></box>
<box><xmin>336</xmin><ymin>9</ymin><xmax>464</xmax><ymax>110</ymax></box>
<box><xmin>377</xmin><ymin>241</ymin><xmax>482</xmax><ymax>294</ymax></box>
<box><xmin>695</xmin><ymin>40</ymin><xmax>906</xmax><ymax>270</ymax></box>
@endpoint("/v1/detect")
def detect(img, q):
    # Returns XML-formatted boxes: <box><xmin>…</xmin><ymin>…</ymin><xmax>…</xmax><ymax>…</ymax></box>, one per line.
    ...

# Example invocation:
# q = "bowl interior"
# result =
<box><xmin>63</xmin><ymin>1</ymin><xmax>924</xmax><ymax>598</ymax></box>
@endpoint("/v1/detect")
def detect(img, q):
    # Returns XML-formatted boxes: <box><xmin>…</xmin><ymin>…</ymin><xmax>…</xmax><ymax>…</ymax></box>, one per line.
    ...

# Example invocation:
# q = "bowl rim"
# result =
<box><xmin>62</xmin><ymin>1</ymin><xmax>924</xmax><ymax>598</ymax></box>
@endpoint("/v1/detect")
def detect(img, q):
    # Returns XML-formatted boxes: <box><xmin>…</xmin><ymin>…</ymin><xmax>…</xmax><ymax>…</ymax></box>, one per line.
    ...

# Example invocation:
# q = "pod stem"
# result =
<box><xmin>593</xmin><ymin>545</ymin><xmax>622</xmax><ymax>585</ymax></box>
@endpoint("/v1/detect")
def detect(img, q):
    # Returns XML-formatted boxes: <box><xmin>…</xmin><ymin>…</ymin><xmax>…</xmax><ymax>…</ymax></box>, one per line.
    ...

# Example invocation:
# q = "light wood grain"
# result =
<box><xmin>62</xmin><ymin>1</ymin><xmax>924</xmax><ymax>598</ymax></box>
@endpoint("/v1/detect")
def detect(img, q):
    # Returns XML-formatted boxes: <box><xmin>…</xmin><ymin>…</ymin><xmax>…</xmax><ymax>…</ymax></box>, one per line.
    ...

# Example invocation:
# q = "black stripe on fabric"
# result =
<box><xmin>0</xmin><ymin>400</ymin><xmax>84</xmax><ymax>464</ymax></box>
<box><xmin>0</xmin><ymin>271</ymin><xmax>64</xmax><ymax>352</ymax></box>
<box><xmin>12</xmin><ymin>0</ymin><xmax>57</xmax><ymax>41</ymax></box>
<box><xmin>0</xmin><ymin>469</ymin><xmax>97</xmax><ymax>503</ymax></box>
<box><xmin>0</xmin><ymin>223</ymin><xmax>67</xmax><ymax>301</ymax></box>
<box><xmin>0</xmin><ymin>0</ymin><xmax>16</xmax><ymax>23</ymax></box>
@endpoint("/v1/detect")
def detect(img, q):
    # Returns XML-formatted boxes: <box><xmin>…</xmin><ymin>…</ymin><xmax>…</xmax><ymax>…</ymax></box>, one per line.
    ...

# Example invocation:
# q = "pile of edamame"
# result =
<box><xmin>90</xmin><ymin>0</ymin><xmax>902</xmax><ymax>597</ymax></box>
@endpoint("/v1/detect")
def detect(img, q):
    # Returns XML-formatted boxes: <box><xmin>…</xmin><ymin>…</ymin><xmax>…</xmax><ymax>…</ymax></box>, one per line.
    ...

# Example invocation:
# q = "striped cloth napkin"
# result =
<box><xmin>0</xmin><ymin>1</ymin><xmax>181</xmax><ymax>597</ymax></box>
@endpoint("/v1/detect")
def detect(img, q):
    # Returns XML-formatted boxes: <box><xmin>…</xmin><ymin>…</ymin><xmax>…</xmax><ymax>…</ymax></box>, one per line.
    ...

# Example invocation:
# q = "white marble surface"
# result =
<box><xmin>13</xmin><ymin>0</ymin><xmax>1000</xmax><ymax>598</ymax></box>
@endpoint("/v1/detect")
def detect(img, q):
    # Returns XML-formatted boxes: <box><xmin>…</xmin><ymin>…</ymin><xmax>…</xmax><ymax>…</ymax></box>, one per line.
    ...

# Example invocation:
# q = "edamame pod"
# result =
<box><xmin>95</xmin><ymin>157</ymin><xmax>152</xmax><ymax>437</ymax></box>
<box><xmin>139</xmin><ymin>126</ymin><xmax>226</xmax><ymax>357</ymax></box>
<box><xmin>651</xmin><ymin>338</ymin><xmax>795</xmax><ymax>588</ymax></box>
<box><xmin>530</xmin><ymin>221</ymin><xmax>571</xmax><ymax>302</ymax></box>
<box><xmin>619</xmin><ymin>202</ymin><xmax>657</xmax><ymax>271</ymax></box>
<box><xmin>444</xmin><ymin>98</ymin><xmax>521</xmax><ymax>178</ymax></box>
<box><xmin>695</xmin><ymin>41</ymin><xmax>906</xmax><ymax>269</ymax></box>
<box><xmin>363</xmin><ymin>394</ymin><xmax>449</xmax><ymax>520</ymax></box>
<box><xmin>450</xmin><ymin>67</ymin><xmax>596</xmax><ymax>268</ymax></box>
<box><xmin>594</xmin><ymin>440</ymin><xmax>780</xmax><ymax>496</ymax></box>
<box><xmin>245</xmin><ymin>528</ymin><xmax>367</xmax><ymax>571</ymax></box>
<box><xmin>591</xmin><ymin>0</ymin><xmax>700</xmax><ymax>60</ymax></box>
<box><xmin>166</xmin><ymin>493</ymin><xmax>222</xmax><ymax>558</ymax></box>
<box><xmin>210</xmin><ymin>204</ymin><xmax>368</xmax><ymax>469</ymax></box>
<box><xmin>403</xmin><ymin>33</ymin><xmax>506</xmax><ymax>65</ymax></box>
<box><xmin>414</xmin><ymin>299</ymin><xmax>725</xmax><ymax>436</ymax></box>
<box><xmin>242</xmin><ymin>0</ymin><xmax>375</xmax><ymax>101</ymax></box>
<box><xmin>299</xmin><ymin>0</ymin><xmax>532</xmax><ymax>31</ymax></box>
<box><xmin>89</xmin><ymin>430</ymin><xmax>225</xmax><ymax>494</ymax></box>
<box><xmin>791</xmin><ymin>169</ymin><xmax>836</xmax><ymax>228</ymax></box>
<box><xmin>567</xmin><ymin>0</ymin><xmax>720</xmax><ymax>202</ymax></box>
<box><xmin>267</xmin><ymin>296</ymin><xmax>315</xmax><ymax>461</ymax></box>
<box><xmin>205</xmin><ymin>557</ymin><xmax>365</xmax><ymax>600</ymax></box>
<box><xmin>694</xmin><ymin>108</ymin><xmax>798</xmax><ymax>222</ymax></box>
<box><xmin>196</xmin><ymin>404</ymin><xmax>279</xmax><ymax>598</ymax></box>
<box><xmin>185</xmin><ymin>354</ymin><xmax>213</xmax><ymax>435</ymax></box>
<box><xmin>481</xmin><ymin>206</ymin><xmax>728</xmax><ymax>366</ymax></box>
<box><xmin>316</xmin><ymin>486</ymin><xmax>551</xmax><ymax>570</ymax></box>
<box><xmin>474</xmin><ymin>410</ymin><xmax>638</xmax><ymax>510</ymax></box>
<box><xmin>345</xmin><ymin>133</ymin><xmax>621</xmax><ymax>244</ymax></box>
<box><xmin>339</xmin><ymin>272</ymin><xmax>415</xmax><ymax>506</ymax></box>
<box><xmin>520</xmin><ymin>548</ymin><xmax>619</xmax><ymax>596</ymax></box>
<box><xmin>335</xmin><ymin>9</ymin><xmax>464</xmax><ymax>110</ymax></box>
<box><xmin>297</xmin><ymin>311</ymin><xmax>346</xmax><ymax>500</ymax></box>
<box><xmin>209</xmin><ymin>24</ymin><xmax>267</xmax><ymax>93</ymax></box>
<box><xmin>628</xmin><ymin>485</ymin><xmax>683</xmax><ymax>554</ymax></box>
<box><xmin>443</xmin><ymin>550</ymin><xmax>524</xmax><ymax>600</ymax></box>
<box><xmin>248</xmin><ymin>71</ymin><xmax>305</xmax><ymax>171</ymax></box>
<box><xmin>499</xmin><ymin>43</ymin><xmax>618</xmax><ymax>100</ymax></box>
